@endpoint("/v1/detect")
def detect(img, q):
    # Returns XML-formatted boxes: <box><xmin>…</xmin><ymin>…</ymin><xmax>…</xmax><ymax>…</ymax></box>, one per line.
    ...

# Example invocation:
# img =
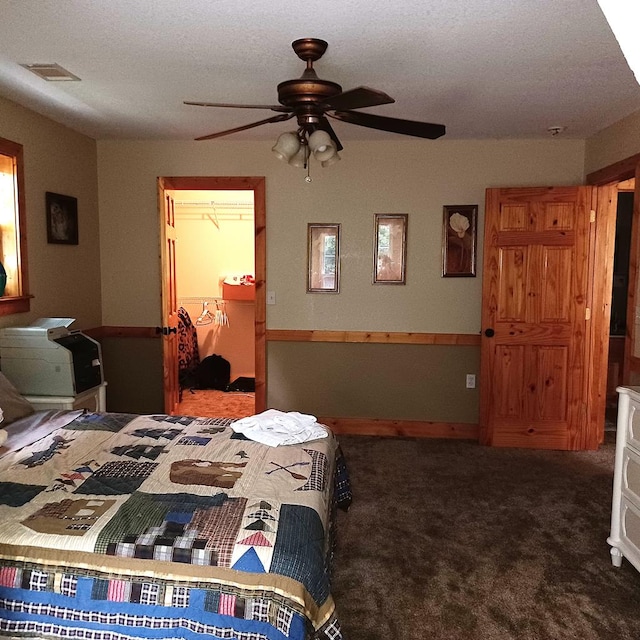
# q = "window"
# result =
<box><xmin>0</xmin><ymin>137</ymin><xmax>30</xmax><ymax>314</ymax></box>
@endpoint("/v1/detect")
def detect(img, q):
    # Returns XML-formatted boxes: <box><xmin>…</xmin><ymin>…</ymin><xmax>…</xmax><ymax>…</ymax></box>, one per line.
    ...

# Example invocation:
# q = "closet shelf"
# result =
<box><xmin>222</xmin><ymin>283</ymin><xmax>255</xmax><ymax>301</ymax></box>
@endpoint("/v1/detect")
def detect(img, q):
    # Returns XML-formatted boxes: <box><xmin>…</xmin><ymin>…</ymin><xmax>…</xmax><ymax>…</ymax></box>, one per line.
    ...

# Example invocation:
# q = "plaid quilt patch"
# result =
<box><xmin>334</xmin><ymin>446</ymin><xmax>352</xmax><ymax>510</ymax></box>
<box><xmin>64</xmin><ymin>412</ymin><xmax>137</xmax><ymax>432</ymax></box>
<box><xmin>296</xmin><ymin>450</ymin><xmax>328</xmax><ymax>492</ymax></box>
<box><xmin>59</xmin><ymin>574</ymin><xmax>78</xmax><ymax>598</ymax></box>
<box><xmin>76</xmin><ymin>461</ymin><xmax>158</xmax><ymax>495</ymax></box>
<box><xmin>0</xmin><ymin>567</ymin><xmax>19</xmax><ymax>589</ymax></box>
<box><xmin>170</xmin><ymin>586</ymin><xmax>190</xmax><ymax>607</ymax></box>
<box><xmin>317</xmin><ymin>616</ymin><xmax>343</xmax><ymax>640</ymax></box>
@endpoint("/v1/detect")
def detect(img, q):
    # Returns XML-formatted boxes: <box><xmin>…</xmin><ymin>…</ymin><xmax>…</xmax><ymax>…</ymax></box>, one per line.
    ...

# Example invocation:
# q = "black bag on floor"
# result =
<box><xmin>195</xmin><ymin>354</ymin><xmax>231</xmax><ymax>390</ymax></box>
<box><xmin>225</xmin><ymin>376</ymin><xmax>255</xmax><ymax>392</ymax></box>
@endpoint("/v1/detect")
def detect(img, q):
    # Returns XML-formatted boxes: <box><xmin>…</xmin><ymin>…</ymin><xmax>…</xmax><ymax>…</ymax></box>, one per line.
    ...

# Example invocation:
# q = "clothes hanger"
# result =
<box><xmin>214</xmin><ymin>300</ymin><xmax>230</xmax><ymax>327</ymax></box>
<box><xmin>195</xmin><ymin>301</ymin><xmax>214</xmax><ymax>325</ymax></box>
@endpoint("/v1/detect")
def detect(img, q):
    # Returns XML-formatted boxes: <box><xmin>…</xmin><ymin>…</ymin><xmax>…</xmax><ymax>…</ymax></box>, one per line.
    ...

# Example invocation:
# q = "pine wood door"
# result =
<box><xmin>479</xmin><ymin>186</ymin><xmax>608</xmax><ymax>450</ymax></box>
<box><xmin>158</xmin><ymin>180</ymin><xmax>180</xmax><ymax>414</ymax></box>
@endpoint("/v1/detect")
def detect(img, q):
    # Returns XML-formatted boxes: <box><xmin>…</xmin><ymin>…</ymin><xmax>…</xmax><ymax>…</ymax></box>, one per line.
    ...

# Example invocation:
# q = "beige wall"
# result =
<box><xmin>0</xmin><ymin>96</ymin><xmax>101</xmax><ymax>331</ymax></box>
<box><xmin>97</xmin><ymin>137</ymin><xmax>585</xmax><ymax>417</ymax></box>
<box><xmin>98</xmin><ymin>138</ymin><xmax>585</xmax><ymax>331</ymax></box>
<box><xmin>584</xmin><ymin>107</ymin><xmax>640</xmax><ymax>175</ymax></box>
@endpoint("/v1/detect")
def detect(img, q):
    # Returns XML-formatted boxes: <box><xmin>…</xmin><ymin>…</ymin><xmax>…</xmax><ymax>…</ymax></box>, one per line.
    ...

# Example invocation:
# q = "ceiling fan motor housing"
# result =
<box><xmin>277</xmin><ymin>77</ymin><xmax>342</xmax><ymax>127</ymax></box>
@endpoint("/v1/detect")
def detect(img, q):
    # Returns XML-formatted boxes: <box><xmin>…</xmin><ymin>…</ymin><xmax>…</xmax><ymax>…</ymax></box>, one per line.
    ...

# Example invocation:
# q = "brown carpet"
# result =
<box><xmin>176</xmin><ymin>389</ymin><xmax>255</xmax><ymax>418</ymax></box>
<box><xmin>332</xmin><ymin>432</ymin><xmax>640</xmax><ymax>640</ymax></box>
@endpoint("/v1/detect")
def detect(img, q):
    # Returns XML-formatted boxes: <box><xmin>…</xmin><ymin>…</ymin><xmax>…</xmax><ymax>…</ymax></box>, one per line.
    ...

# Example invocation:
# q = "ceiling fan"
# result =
<box><xmin>184</xmin><ymin>37</ymin><xmax>446</xmax><ymax>152</ymax></box>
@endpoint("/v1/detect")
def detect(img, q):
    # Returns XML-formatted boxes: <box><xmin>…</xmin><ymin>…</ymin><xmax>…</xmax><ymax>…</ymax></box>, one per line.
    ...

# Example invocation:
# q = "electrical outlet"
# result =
<box><xmin>466</xmin><ymin>374</ymin><xmax>476</xmax><ymax>389</ymax></box>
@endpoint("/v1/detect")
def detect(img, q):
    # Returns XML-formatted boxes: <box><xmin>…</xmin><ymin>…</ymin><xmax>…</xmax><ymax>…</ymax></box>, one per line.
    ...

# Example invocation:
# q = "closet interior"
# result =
<box><xmin>174</xmin><ymin>190</ymin><xmax>256</xmax><ymax>418</ymax></box>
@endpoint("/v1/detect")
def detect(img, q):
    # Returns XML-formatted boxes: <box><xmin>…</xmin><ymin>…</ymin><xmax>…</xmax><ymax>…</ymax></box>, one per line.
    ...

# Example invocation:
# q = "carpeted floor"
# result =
<box><xmin>332</xmin><ymin>432</ymin><xmax>640</xmax><ymax>640</ymax></box>
<box><xmin>176</xmin><ymin>389</ymin><xmax>254</xmax><ymax>418</ymax></box>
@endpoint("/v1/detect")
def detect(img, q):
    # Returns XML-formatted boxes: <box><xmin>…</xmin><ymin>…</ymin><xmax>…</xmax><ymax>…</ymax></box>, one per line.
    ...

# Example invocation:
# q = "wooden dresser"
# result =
<box><xmin>608</xmin><ymin>386</ymin><xmax>640</xmax><ymax>571</ymax></box>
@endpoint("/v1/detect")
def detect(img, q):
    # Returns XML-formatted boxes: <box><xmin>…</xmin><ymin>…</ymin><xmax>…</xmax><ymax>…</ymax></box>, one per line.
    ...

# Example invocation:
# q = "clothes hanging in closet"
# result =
<box><xmin>177</xmin><ymin>306</ymin><xmax>200</xmax><ymax>391</ymax></box>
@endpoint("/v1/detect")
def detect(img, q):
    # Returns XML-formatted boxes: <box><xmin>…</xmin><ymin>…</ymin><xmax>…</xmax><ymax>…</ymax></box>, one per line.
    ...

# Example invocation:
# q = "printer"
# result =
<box><xmin>0</xmin><ymin>318</ymin><xmax>103</xmax><ymax>396</ymax></box>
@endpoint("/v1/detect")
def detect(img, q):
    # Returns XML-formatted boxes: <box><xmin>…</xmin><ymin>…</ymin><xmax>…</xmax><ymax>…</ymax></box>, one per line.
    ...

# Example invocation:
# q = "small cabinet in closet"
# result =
<box><xmin>222</xmin><ymin>283</ymin><xmax>255</xmax><ymax>301</ymax></box>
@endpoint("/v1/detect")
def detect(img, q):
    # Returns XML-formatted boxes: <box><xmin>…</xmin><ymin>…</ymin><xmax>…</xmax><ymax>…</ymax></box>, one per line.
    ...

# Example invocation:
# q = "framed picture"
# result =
<box><xmin>442</xmin><ymin>205</ymin><xmax>477</xmax><ymax>277</ymax></box>
<box><xmin>307</xmin><ymin>223</ymin><xmax>340</xmax><ymax>293</ymax></box>
<box><xmin>373</xmin><ymin>214</ymin><xmax>407</xmax><ymax>284</ymax></box>
<box><xmin>46</xmin><ymin>191</ymin><xmax>78</xmax><ymax>245</ymax></box>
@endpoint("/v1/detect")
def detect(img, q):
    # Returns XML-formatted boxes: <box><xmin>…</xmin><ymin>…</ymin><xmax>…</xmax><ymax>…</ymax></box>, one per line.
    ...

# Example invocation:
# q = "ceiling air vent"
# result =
<box><xmin>20</xmin><ymin>63</ymin><xmax>80</xmax><ymax>81</ymax></box>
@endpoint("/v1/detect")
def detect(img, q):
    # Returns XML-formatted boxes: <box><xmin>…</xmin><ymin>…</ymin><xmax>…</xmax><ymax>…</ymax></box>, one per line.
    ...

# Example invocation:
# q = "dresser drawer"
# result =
<box><xmin>621</xmin><ymin>497</ymin><xmax>640</xmax><ymax>554</ymax></box>
<box><xmin>626</xmin><ymin>401</ymin><xmax>640</xmax><ymax>453</ymax></box>
<box><xmin>623</xmin><ymin>446</ymin><xmax>640</xmax><ymax>505</ymax></box>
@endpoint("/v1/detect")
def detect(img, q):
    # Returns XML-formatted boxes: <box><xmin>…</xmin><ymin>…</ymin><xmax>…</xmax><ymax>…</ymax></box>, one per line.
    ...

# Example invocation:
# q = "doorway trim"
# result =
<box><xmin>587</xmin><ymin>153</ymin><xmax>640</xmax><ymax>388</ymax></box>
<box><xmin>160</xmin><ymin>176</ymin><xmax>267</xmax><ymax>412</ymax></box>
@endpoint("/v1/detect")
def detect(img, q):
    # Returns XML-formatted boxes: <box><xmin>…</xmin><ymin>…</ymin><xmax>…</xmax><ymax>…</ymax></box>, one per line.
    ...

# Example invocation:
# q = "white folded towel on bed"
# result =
<box><xmin>230</xmin><ymin>409</ymin><xmax>328</xmax><ymax>447</ymax></box>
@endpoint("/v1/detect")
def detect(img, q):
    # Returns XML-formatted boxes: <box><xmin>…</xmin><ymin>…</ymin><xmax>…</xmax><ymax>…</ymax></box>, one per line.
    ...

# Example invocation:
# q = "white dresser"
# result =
<box><xmin>608</xmin><ymin>385</ymin><xmax>640</xmax><ymax>571</ymax></box>
<box><xmin>24</xmin><ymin>382</ymin><xmax>107</xmax><ymax>413</ymax></box>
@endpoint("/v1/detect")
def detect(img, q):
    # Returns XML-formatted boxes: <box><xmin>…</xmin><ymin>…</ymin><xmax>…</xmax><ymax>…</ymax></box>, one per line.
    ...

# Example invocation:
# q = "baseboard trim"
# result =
<box><xmin>319</xmin><ymin>416</ymin><xmax>479</xmax><ymax>439</ymax></box>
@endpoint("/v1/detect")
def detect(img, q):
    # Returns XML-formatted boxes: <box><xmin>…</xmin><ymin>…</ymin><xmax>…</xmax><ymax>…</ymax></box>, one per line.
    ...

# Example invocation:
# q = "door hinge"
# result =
<box><xmin>585</xmin><ymin>307</ymin><xmax>591</xmax><ymax>320</ymax></box>
<box><xmin>590</xmin><ymin>210</ymin><xmax>596</xmax><ymax>223</ymax></box>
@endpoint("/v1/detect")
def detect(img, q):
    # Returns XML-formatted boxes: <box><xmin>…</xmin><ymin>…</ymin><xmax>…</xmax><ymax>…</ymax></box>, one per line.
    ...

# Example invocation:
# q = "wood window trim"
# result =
<box><xmin>0</xmin><ymin>136</ymin><xmax>30</xmax><ymax>315</ymax></box>
<box><xmin>0</xmin><ymin>296</ymin><xmax>32</xmax><ymax>316</ymax></box>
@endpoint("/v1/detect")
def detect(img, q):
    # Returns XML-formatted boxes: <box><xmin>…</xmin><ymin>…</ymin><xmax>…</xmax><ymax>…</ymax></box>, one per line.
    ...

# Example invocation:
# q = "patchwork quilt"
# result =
<box><xmin>0</xmin><ymin>412</ymin><xmax>351</xmax><ymax>640</ymax></box>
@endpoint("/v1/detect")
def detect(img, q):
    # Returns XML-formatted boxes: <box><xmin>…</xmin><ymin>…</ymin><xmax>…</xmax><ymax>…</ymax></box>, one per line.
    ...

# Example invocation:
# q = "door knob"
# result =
<box><xmin>484</xmin><ymin>328</ymin><xmax>495</xmax><ymax>337</ymax></box>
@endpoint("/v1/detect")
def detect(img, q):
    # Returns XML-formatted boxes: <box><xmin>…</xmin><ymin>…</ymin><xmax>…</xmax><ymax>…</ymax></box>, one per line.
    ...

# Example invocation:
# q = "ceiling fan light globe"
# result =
<box><xmin>314</xmin><ymin>142</ymin><xmax>337</xmax><ymax>163</ymax></box>
<box><xmin>288</xmin><ymin>145</ymin><xmax>309</xmax><ymax>168</ymax></box>
<box><xmin>272</xmin><ymin>132</ymin><xmax>300</xmax><ymax>161</ymax></box>
<box><xmin>321</xmin><ymin>151</ymin><xmax>341</xmax><ymax>168</ymax></box>
<box><xmin>308</xmin><ymin>130</ymin><xmax>332</xmax><ymax>154</ymax></box>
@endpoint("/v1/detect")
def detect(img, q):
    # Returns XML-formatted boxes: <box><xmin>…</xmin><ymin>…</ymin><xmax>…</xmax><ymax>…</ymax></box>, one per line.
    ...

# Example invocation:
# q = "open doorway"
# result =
<box><xmin>158</xmin><ymin>176</ymin><xmax>266</xmax><ymax>417</ymax></box>
<box><xmin>606</xmin><ymin>184</ymin><xmax>635</xmax><ymax>428</ymax></box>
<box><xmin>174</xmin><ymin>189</ymin><xmax>255</xmax><ymax>418</ymax></box>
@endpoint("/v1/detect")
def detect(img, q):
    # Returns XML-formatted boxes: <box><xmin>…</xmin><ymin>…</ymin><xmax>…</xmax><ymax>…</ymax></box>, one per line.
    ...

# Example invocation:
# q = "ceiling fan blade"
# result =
<box><xmin>316</xmin><ymin>117</ymin><xmax>344</xmax><ymax>152</ymax></box>
<box><xmin>185</xmin><ymin>100</ymin><xmax>290</xmax><ymax>113</ymax></box>
<box><xmin>195</xmin><ymin>112</ymin><xmax>294</xmax><ymax>141</ymax></box>
<box><xmin>329</xmin><ymin>110</ymin><xmax>446</xmax><ymax>139</ymax></box>
<box><xmin>324</xmin><ymin>86</ymin><xmax>395</xmax><ymax>111</ymax></box>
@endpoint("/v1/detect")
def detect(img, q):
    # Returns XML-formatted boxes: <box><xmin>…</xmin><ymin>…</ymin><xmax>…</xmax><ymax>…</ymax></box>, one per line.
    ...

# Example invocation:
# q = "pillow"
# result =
<box><xmin>0</xmin><ymin>372</ymin><xmax>34</xmax><ymax>425</ymax></box>
<box><xmin>0</xmin><ymin>428</ymin><xmax>6</xmax><ymax>446</ymax></box>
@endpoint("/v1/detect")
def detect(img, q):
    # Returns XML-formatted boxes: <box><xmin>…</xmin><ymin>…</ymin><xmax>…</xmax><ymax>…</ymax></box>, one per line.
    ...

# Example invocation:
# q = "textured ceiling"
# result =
<box><xmin>0</xmin><ymin>0</ymin><xmax>639</xmax><ymax>142</ymax></box>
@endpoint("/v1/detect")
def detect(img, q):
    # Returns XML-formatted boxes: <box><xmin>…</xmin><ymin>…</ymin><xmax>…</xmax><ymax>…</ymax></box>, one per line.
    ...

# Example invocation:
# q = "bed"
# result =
<box><xmin>0</xmin><ymin>398</ymin><xmax>351</xmax><ymax>640</ymax></box>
